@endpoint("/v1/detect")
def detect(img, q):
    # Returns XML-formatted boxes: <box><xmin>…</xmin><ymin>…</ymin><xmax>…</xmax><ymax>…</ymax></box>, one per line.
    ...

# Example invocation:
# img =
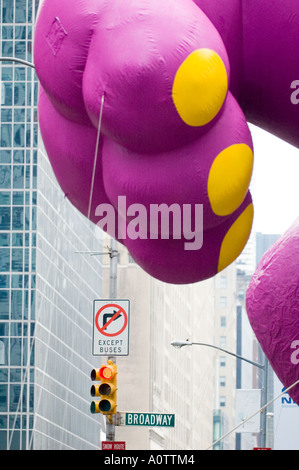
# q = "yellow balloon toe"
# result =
<box><xmin>208</xmin><ymin>144</ymin><xmax>253</xmax><ymax>216</ymax></box>
<box><xmin>218</xmin><ymin>203</ymin><xmax>254</xmax><ymax>272</ymax></box>
<box><xmin>172</xmin><ymin>48</ymin><xmax>228</xmax><ymax>127</ymax></box>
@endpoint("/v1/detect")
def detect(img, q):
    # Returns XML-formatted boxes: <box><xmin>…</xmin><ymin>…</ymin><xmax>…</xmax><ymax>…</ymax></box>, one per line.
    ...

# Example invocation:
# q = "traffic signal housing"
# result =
<box><xmin>90</xmin><ymin>360</ymin><xmax>117</xmax><ymax>416</ymax></box>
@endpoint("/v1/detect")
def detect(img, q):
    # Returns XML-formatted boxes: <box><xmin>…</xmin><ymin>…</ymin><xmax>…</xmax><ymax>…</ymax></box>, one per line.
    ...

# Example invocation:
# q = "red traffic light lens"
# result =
<box><xmin>99</xmin><ymin>365</ymin><xmax>114</xmax><ymax>380</ymax></box>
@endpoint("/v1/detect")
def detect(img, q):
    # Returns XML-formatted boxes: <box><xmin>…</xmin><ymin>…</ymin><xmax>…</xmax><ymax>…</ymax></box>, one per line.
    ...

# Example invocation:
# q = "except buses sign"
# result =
<box><xmin>92</xmin><ymin>299</ymin><xmax>130</xmax><ymax>356</ymax></box>
<box><xmin>116</xmin><ymin>412</ymin><xmax>175</xmax><ymax>427</ymax></box>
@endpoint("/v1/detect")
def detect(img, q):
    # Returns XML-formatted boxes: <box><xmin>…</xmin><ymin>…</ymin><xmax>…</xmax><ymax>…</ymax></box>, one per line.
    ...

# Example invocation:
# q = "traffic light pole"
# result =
<box><xmin>106</xmin><ymin>237</ymin><xmax>118</xmax><ymax>442</ymax></box>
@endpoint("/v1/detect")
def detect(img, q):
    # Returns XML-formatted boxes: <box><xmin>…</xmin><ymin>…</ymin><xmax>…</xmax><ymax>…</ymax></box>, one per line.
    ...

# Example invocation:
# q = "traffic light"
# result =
<box><xmin>90</xmin><ymin>360</ymin><xmax>117</xmax><ymax>415</ymax></box>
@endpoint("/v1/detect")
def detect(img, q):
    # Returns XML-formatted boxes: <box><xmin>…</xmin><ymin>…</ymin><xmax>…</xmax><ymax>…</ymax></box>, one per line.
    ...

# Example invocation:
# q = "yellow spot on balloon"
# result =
<box><xmin>172</xmin><ymin>48</ymin><xmax>228</xmax><ymax>126</ymax></box>
<box><xmin>208</xmin><ymin>144</ymin><xmax>253</xmax><ymax>216</ymax></box>
<box><xmin>218</xmin><ymin>203</ymin><xmax>254</xmax><ymax>272</ymax></box>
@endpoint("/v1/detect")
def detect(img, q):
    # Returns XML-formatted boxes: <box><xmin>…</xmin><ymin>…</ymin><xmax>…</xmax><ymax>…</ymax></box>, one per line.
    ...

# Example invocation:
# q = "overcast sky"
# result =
<box><xmin>249</xmin><ymin>124</ymin><xmax>299</xmax><ymax>236</ymax></box>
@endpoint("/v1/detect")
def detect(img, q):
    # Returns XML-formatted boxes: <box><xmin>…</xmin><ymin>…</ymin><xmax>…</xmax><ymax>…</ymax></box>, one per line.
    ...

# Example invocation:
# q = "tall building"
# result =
<box><xmin>234</xmin><ymin>231</ymin><xmax>281</xmax><ymax>450</ymax></box>
<box><xmin>235</xmin><ymin>252</ymin><xmax>260</xmax><ymax>450</ymax></box>
<box><xmin>255</xmin><ymin>232</ymin><xmax>280</xmax><ymax>450</ymax></box>
<box><xmin>212</xmin><ymin>264</ymin><xmax>238</xmax><ymax>450</ymax></box>
<box><xmin>255</xmin><ymin>232</ymin><xmax>280</xmax><ymax>266</ymax></box>
<box><xmin>0</xmin><ymin>0</ymin><xmax>104</xmax><ymax>449</ymax></box>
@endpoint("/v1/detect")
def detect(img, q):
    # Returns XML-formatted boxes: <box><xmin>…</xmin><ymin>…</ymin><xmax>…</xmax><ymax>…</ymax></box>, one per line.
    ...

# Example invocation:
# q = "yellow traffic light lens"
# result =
<box><xmin>99</xmin><ymin>383</ymin><xmax>112</xmax><ymax>395</ymax></box>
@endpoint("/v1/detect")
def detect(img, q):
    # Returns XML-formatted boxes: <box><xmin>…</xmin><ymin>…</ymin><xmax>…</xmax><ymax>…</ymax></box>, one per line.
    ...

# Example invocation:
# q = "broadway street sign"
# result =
<box><xmin>116</xmin><ymin>412</ymin><xmax>175</xmax><ymax>427</ymax></box>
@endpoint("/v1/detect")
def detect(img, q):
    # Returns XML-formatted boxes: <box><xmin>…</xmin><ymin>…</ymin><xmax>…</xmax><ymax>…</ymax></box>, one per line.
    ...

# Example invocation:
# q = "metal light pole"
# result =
<box><xmin>171</xmin><ymin>339</ymin><xmax>268</xmax><ymax>448</ymax></box>
<box><xmin>105</xmin><ymin>237</ymin><xmax>118</xmax><ymax>442</ymax></box>
<box><xmin>75</xmin><ymin>237</ymin><xmax>118</xmax><ymax>444</ymax></box>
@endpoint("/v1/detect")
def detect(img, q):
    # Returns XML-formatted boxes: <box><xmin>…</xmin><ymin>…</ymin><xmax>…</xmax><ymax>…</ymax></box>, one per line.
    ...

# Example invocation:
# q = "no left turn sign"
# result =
<box><xmin>92</xmin><ymin>299</ymin><xmax>130</xmax><ymax>356</ymax></box>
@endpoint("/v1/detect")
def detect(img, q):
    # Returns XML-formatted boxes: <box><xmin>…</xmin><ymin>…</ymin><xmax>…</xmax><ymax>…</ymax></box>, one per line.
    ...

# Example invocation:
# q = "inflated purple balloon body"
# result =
<box><xmin>246</xmin><ymin>219</ymin><xmax>299</xmax><ymax>405</ymax></box>
<box><xmin>34</xmin><ymin>0</ymin><xmax>254</xmax><ymax>284</ymax></box>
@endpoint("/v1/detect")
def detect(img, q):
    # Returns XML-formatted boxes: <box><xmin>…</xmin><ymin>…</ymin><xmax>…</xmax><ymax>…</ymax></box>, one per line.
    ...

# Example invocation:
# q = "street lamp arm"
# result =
<box><xmin>171</xmin><ymin>340</ymin><xmax>264</xmax><ymax>369</ymax></box>
<box><xmin>0</xmin><ymin>57</ymin><xmax>35</xmax><ymax>68</ymax></box>
<box><xmin>192</xmin><ymin>342</ymin><xmax>264</xmax><ymax>369</ymax></box>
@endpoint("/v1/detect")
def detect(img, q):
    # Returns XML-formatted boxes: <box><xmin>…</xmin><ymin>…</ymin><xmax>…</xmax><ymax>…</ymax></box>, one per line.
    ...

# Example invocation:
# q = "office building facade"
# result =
<box><xmin>0</xmin><ymin>0</ymin><xmax>104</xmax><ymax>449</ymax></box>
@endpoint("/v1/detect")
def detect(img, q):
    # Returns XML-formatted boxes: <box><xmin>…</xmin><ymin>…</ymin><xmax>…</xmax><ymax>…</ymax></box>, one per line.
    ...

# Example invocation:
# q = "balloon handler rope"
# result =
<box><xmin>88</xmin><ymin>94</ymin><xmax>105</xmax><ymax>220</ymax></box>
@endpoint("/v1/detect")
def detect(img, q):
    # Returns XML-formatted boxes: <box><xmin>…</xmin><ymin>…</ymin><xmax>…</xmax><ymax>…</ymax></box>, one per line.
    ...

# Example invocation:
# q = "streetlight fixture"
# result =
<box><xmin>171</xmin><ymin>339</ymin><xmax>269</xmax><ymax>448</ymax></box>
<box><xmin>171</xmin><ymin>340</ymin><xmax>265</xmax><ymax>369</ymax></box>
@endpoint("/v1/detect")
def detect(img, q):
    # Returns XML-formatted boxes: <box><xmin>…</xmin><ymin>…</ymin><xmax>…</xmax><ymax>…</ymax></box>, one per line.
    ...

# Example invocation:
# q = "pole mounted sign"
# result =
<box><xmin>92</xmin><ymin>299</ymin><xmax>130</xmax><ymax>356</ymax></box>
<box><xmin>116</xmin><ymin>412</ymin><xmax>175</xmax><ymax>427</ymax></box>
<box><xmin>102</xmin><ymin>441</ymin><xmax>126</xmax><ymax>450</ymax></box>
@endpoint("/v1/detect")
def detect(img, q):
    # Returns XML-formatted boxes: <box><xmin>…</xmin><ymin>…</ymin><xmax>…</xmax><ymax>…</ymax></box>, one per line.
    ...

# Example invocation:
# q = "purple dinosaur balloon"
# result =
<box><xmin>34</xmin><ymin>0</ymin><xmax>255</xmax><ymax>284</ymax></box>
<box><xmin>34</xmin><ymin>0</ymin><xmax>299</xmax><ymax>401</ymax></box>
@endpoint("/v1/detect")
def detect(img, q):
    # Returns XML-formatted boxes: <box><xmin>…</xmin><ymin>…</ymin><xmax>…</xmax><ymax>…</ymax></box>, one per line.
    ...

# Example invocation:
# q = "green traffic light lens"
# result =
<box><xmin>90</xmin><ymin>402</ymin><xmax>96</xmax><ymax>413</ymax></box>
<box><xmin>99</xmin><ymin>399</ymin><xmax>111</xmax><ymax>412</ymax></box>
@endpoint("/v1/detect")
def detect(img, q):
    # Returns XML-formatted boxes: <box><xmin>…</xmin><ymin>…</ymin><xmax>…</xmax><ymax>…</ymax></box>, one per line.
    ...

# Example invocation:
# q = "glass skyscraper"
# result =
<box><xmin>0</xmin><ymin>0</ymin><xmax>104</xmax><ymax>449</ymax></box>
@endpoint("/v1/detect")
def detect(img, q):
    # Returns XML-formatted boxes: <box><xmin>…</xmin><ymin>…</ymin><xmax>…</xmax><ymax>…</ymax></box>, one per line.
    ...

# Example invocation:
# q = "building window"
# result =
<box><xmin>219</xmin><ymin>275</ymin><xmax>227</xmax><ymax>289</ymax></box>
<box><xmin>219</xmin><ymin>356</ymin><xmax>226</xmax><ymax>367</ymax></box>
<box><xmin>237</xmin><ymin>288</ymin><xmax>245</xmax><ymax>301</ymax></box>
<box><xmin>0</xmin><ymin>340</ymin><xmax>5</xmax><ymax>364</ymax></box>
<box><xmin>220</xmin><ymin>316</ymin><xmax>226</xmax><ymax>327</ymax></box>
<box><xmin>219</xmin><ymin>376</ymin><xmax>226</xmax><ymax>387</ymax></box>
<box><xmin>220</xmin><ymin>296</ymin><xmax>227</xmax><ymax>308</ymax></box>
<box><xmin>219</xmin><ymin>336</ymin><xmax>226</xmax><ymax>348</ymax></box>
<box><xmin>219</xmin><ymin>396</ymin><xmax>226</xmax><ymax>407</ymax></box>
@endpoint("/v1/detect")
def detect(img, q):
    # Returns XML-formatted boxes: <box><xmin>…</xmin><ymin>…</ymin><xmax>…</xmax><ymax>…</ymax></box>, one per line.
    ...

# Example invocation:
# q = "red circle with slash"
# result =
<box><xmin>95</xmin><ymin>303</ymin><xmax>128</xmax><ymax>337</ymax></box>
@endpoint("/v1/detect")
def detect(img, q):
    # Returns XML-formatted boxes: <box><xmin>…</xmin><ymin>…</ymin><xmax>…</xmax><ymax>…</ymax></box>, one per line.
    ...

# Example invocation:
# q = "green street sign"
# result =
<box><xmin>116</xmin><ymin>412</ymin><xmax>175</xmax><ymax>427</ymax></box>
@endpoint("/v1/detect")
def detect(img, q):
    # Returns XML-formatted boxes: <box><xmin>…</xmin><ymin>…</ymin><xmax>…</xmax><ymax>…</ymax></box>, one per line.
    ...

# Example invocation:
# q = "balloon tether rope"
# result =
<box><xmin>88</xmin><ymin>94</ymin><xmax>105</xmax><ymax>220</ymax></box>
